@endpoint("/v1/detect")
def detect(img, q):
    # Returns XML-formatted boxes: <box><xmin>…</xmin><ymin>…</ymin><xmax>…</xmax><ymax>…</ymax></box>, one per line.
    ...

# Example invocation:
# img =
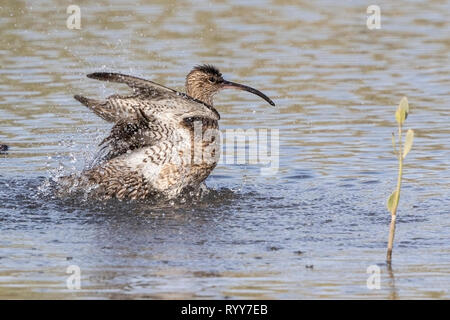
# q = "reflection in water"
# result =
<box><xmin>0</xmin><ymin>0</ymin><xmax>449</xmax><ymax>299</ymax></box>
<box><xmin>386</xmin><ymin>263</ymin><xmax>398</xmax><ymax>300</ymax></box>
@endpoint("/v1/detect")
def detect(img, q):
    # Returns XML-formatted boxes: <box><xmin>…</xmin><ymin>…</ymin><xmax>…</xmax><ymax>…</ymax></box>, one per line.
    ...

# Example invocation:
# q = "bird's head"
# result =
<box><xmin>185</xmin><ymin>64</ymin><xmax>275</xmax><ymax>107</ymax></box>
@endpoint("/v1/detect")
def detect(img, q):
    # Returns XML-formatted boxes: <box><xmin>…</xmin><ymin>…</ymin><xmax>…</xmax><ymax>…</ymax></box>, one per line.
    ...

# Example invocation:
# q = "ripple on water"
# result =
<box><xmin>0</xmin><ymin>0</ymin><xmax>449</xmax><ymax>299</ymax></box>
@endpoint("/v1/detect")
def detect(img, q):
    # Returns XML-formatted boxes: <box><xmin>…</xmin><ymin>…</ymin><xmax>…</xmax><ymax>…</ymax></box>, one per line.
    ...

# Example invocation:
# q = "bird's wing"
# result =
<box><xmin>75</xmin><ymin>72</ymin><xmax>220</xmax><ymax>123</ymax></box>
<box><xmin>87</xmin><ymin>72</ymin><xmax>177</xmax><ymax>95</ymax></box>
<box><xmin>95</xmin><ymin>108</ymin><xmax>172</xmax><ymax>162</ymax></box>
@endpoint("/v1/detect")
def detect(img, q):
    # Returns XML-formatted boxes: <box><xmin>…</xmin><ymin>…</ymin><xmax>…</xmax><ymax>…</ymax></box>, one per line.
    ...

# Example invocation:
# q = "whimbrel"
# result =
<box><xmin>62</xmin><ymin>65</ymin><xmax>275</xmax><ymax>200</ymax></box>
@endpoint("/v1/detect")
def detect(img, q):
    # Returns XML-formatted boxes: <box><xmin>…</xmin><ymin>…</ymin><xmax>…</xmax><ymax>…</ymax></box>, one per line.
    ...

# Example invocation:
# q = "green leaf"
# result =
<box><xmin>399</xmin><ymin>96</ymin><xmax>409</xmax><ymax>115</ymax></box>
<box><xmin>395</xmin><ymin>109</ymin><xmax>406</xmax><ymax>125</ymax></box>
<box><xmin>391</xmin><ymin>132</ymin><xmax>397</xmax><ymax>153</ymax></box>
<box><xmin>395</xmin><ymin>97</ymin><xmax>409</xmax><ymax>125</ymax></box>
<box><xmin>387</xmin><ymin>190</ymin><xmax>398</xmax><ymax>215</ymax></box>
<box><xmin>403</xmin><ymin>129</ymin><xmax>414</xmax><ymax>158</ymax></box>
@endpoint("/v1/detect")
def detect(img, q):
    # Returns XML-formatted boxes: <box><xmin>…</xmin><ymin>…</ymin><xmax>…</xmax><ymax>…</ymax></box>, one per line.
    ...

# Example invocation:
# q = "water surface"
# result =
<box><xmin>0</xmin><ymin>0</ymin><xmax>449</xmax><ymax>299</ymax></box>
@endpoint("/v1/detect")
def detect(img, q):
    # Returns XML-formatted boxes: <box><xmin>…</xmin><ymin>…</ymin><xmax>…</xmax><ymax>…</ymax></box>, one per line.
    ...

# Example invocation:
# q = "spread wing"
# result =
<box><xmin>74</xmin><ymin>72</ymin><xmax>219</xmax><ymax>123</ymax></box>
<box><xmin>87</xmin><ymin>72</ymin><xmax>177</xmax><ymax>95</ymax></box>
<box><xmin>95</xmin><ymin>108</ymin><xmax>172</xmax><ymax>162</ymax></box>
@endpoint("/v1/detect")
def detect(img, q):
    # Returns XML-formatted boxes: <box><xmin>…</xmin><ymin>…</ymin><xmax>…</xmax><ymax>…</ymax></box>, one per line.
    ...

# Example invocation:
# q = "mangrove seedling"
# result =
<box><xmin>386</xmin><ymin>97</ymin><xmax>414</xmax><ymax>264</ymax></box>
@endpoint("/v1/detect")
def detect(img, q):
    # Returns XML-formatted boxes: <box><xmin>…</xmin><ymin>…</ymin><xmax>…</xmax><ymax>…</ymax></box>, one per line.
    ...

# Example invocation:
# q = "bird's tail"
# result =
<box><xmin>74</xmin><ymin>94</ymin><xmax>102</xmax><ymax>108</ymax></box>
<box><xmin>74</xmin><ymin>95</ymin><xmax>117</xmax><ymax>122</ymax></box>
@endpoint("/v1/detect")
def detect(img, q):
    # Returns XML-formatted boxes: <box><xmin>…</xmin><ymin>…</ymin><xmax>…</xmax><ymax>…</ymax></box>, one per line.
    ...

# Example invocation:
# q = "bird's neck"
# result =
<box><xmin>186</xmin><ymin>84</ymin><xmax>214</xmax><ymax>106</ymax></box>
<box><xmin>196</xmin><ymin>95</ymin><xmax>213</xmax><ymax>107</ymax></box>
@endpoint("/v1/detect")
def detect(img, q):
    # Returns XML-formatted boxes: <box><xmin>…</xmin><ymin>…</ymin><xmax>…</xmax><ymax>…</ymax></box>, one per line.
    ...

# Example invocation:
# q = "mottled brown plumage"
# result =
<box><xmin>62</xmin><ymin>65</ymin><xmax>275</xmax><ymax>200</ymax></box>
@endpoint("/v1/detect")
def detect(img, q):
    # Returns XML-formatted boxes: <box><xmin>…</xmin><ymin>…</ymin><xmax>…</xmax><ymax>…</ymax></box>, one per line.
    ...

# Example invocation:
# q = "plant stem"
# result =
<box><xmin>387</xmin><ymin>125</ymin><xmax>403</xmax><ymax>263</ymax></box>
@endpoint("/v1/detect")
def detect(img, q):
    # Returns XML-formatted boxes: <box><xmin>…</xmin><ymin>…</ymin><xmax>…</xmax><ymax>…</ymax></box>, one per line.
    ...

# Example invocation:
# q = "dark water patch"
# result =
<box><xmin>357</xmin><ymin>170</ymin><xmax>382</xmax><ymax>175</ymax></box>
<box><xmin>285</xmin><ymin>173</ymin><xmax>314</xmax><ymax>180</ymax></box>
<box><xmin>1</xmin><ymin>0</ymin><xmax>449</xmax><ymax>299</ymax></box>
<box><xmin>360</xmin><ymin>180</ymin><xmax>380</xmax><ymax>184</ymax></box>
<box><xmin>338</xmin><ymin>183</ymin><xmax>355</xmax><ymax>188</ymax></box>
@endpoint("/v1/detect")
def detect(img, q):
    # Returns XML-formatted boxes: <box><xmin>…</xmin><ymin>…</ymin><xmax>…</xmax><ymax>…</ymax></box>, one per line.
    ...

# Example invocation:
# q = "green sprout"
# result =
<box><xmin>386</xmin><ymin>97</ymin><xmax>414</xmax><ymax>264</ymax></box>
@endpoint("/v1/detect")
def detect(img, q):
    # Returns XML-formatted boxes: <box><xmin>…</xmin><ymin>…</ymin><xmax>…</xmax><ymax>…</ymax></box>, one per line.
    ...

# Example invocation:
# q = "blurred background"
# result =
<box><xmin>0</xmin><ymin>0</ymin><xmax>449</xmax><ymax>299</ymax></box>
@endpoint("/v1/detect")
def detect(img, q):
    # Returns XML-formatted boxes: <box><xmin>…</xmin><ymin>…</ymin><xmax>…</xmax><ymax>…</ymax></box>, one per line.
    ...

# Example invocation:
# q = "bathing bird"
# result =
<box><xmin>64</xmin><ymin>65</ymin><xmax>275</xmax><ymax>200</ymax></box>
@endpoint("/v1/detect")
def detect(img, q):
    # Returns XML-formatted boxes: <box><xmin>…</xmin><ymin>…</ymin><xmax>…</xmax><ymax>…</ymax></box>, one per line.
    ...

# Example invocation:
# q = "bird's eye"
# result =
<box><xmin>208</xmin><ymin>76</ymin><xmax>216</xmax><ymax>83</ymax></box>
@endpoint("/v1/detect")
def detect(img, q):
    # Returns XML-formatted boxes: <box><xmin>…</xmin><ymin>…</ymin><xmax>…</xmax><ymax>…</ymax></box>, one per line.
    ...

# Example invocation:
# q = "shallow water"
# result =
<box><xmin>0</xmin><ymin>0</ymin><xmax>449</xmax><ymax>299</ymax></box>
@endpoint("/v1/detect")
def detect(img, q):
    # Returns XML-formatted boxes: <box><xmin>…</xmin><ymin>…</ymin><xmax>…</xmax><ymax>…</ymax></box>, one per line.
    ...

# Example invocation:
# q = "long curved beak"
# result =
<box><xmin>221</xmin><ymin>80</ymin><xmax>275</xmax><ymax>106</ymax></box>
